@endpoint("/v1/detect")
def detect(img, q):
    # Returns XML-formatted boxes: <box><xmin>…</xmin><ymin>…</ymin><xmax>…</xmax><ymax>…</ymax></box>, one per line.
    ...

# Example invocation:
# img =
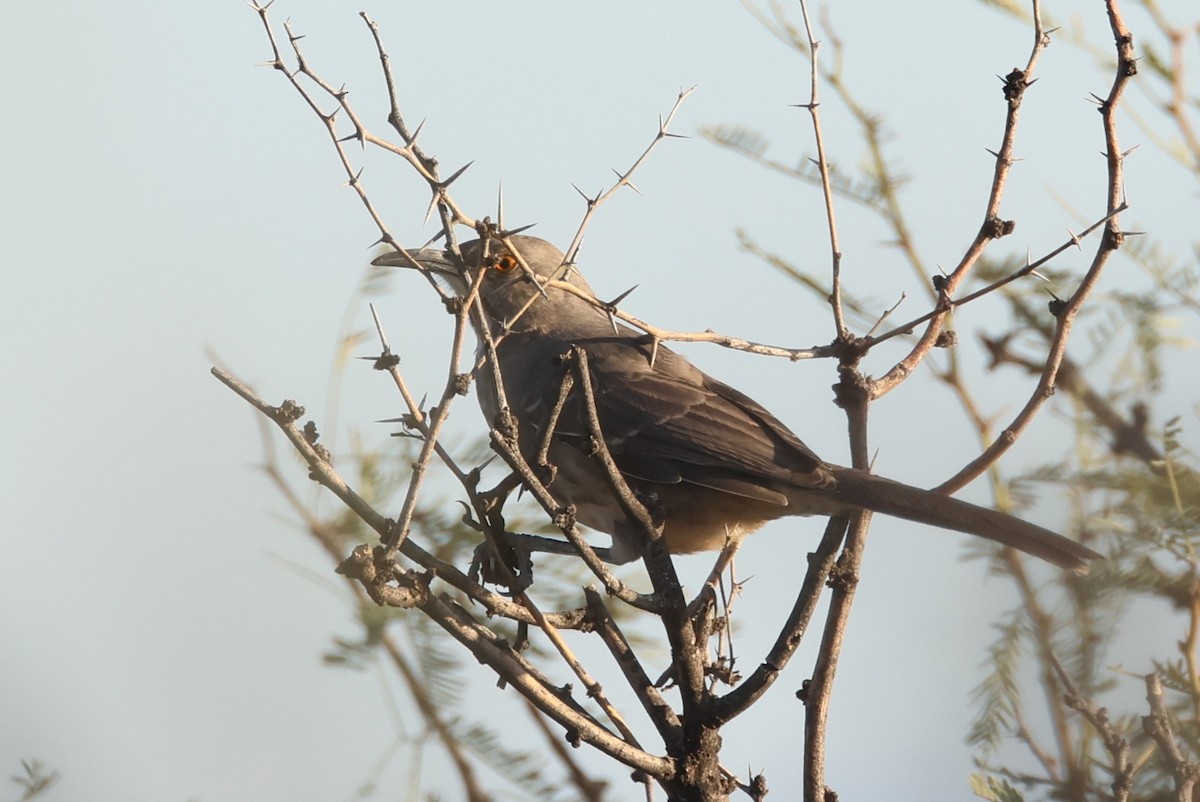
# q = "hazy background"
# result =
<box><xmin>2</xmin><ymin>1</ymin><xmax>1193</xmax><ymax>799</ymax></box>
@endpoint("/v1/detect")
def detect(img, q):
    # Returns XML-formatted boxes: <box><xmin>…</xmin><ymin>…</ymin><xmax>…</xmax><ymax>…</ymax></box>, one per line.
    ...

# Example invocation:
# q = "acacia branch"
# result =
<box><xmin>1144</xmin><ymin>672</ymin><xmax>1200</xmax><ymax>800</ymax></box>
<box><xmin>792</xmin><ymin>0</ymin><xmax>847</xmax><ymax>340</ymax></box>
<box><xmin>562</xmin><ymin>87</ymin><xmax>696</xmax><ymax>265</ymax></box>
<box><xmin>1047</xmin><ymin>652</ymin><xmax>1135</xmax><ymax>801</ymax></box>
<box><xmin>212</xmin><ymin>366</ymin><xmax>587</xmax><ymax>629</ymax></box>
<box><xmin>935</xmin><ymin>0</ymin><xmax>1136</xmax><ymax>494</ymax></box>
<box><xmin>870</xmin><ymin>1</ymin><xmax>1052</xmax><ymax>399</ymax></box>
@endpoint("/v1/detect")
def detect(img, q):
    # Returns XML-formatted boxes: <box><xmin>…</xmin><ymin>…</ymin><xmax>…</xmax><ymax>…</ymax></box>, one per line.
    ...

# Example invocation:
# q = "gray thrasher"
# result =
<box><xmin>374</xmin><ymin>235</ymin><xmax>1099</xmax><ymax>571</ymax></box>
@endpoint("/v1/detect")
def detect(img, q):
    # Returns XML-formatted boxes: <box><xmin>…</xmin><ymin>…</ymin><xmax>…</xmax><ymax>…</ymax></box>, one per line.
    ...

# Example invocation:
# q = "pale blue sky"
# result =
<box><xmin>2</xmin><ymin>1</ymin><xmax>1195</xmax><ymax>800</ymax></box>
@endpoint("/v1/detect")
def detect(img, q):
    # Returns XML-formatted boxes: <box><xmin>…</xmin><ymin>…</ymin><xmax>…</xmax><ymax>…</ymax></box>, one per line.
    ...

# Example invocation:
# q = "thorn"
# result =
<box><xmin>409</xmin><ymin>118</ymin><xmax>426</xmax><ymax>146</ymax></box>
<box><xmin>985</xmin><ymin>148</ymin><xmax>999</xmax><ymax>158</ymax></box>
<box><xmin>648</xmin><ymin>337</ymin><xmax>661</xmax><ymax>369</ymax></box>
<box><xmin>1066</xmin><ymin>227</ymin><xmax>1082</xmax><ymax>248</ymax></box>
<box><xmin>523</xmin><ymin>257</ymin><xmax>549</xmax><ymax>291</ymax></box>
<box><xmin>369</xmin><ymin>303</ymin><xmax>391</xmax><ymax>352</ymax></box>
<box><xmin>663</xmin><ymin>132</ymin><xmax>691</xmax><ymax>140</ymax></box>
<box><xmin>505</xmin><ymin>222</ymin><xmax>537</xmax><ymax>237</ymax></box>
<box><xmin>440</xmin><ymin>160</ymin><xmax>474</xmax><ymax>188</ymax></box>
<box><xmin>496</xmin><ymin>183</ymin><xmax>505</xmax><ymax>229</ymax></box>
<box><xmin>423</xmin><ymin>195</ymin><xmax>437</xmax><ymax>226</ymax></box>
<box><xmin>337</xmin><ymin>130</ymin><xmax>362</xmax><ymax>144</ymax></box>
<box><xmin>624</xmin><ymin>179</ymin><xmax>642</xmax><ymax>196</ymax></box>
<box><xmin>608</xmin><ymin>285</ymin><xmax>639</xmax><ymax>307</ymax></box>
<box><xmin>1029</xmin><ymin>269</ymin><xmax>1049</xmax><ymax>282</ymax></box>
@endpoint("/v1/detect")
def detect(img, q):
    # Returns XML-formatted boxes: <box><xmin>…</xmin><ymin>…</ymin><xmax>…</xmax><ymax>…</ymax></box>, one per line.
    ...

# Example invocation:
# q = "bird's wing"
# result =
<box><xmin>544</xmin><ymin>337</ymin><xmax>830</xmax><ymax>502</ymax></box>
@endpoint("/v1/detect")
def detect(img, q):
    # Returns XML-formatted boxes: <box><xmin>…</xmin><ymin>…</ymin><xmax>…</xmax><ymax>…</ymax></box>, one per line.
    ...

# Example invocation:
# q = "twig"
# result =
<box><xmin>213</xmin><ymin>365</ymin><xmax>674</xmax><ymax>773</ymax></box>
<box><xmin>211</xmin><ymin>366</ymin><xmax>586</xmax><ymax>629</ymax></box>
<box><xmin>421</xmin><ymin>584</ymin><xmax>673</xmax><ymax>777</ymax></box>
<box><xmin>562</xmin><ymin>87</ymin><xmax>696</xmax><ymax>265</ymax></box>
<box><xmin>1144</xmin><ymin>672</ymin><xmax>1200</xmax><ymax>800</ymax></box>
<box><xmin>246</xmin><ymin>404</ymin><xmax>492</xmax><ymax>801</ymax></box>
<box><xmin>523</xmin><ymin>697</ymin><xmax>610</xmax><ymax>802</ymax></box>
<box><xmin>1048</xmin><ymin>651</ymin><xmax>1134</xmax><ymax>801</ymax></box>
<box><xmin>869</xmin><ymin>0</ymin><xmax>1054</xmax><ymax>399</ymax></box>
<box><xmin>486</xmin><ymin>429</ymin><xmax>660</xmax><ymax>613</ymax></box>
<box><xmin>793</xmin><ymin>0</ymin><xmax>847</xmax><ymax>341</ymax></box>
<box><xmin>375</xmin><ymin>272</ymin><xmax>480</xmax><ymax>555</ymax></box>
<box><xmin>1010</xmin><ymin>552</ymin><xmax>1079</xmax><ymax>779</ymax></box>
<box><xmin>359</xmin><ymin>12</ymin><xmax>466</xmax><ymax>243</ymax></box>
<box><xmin>934</xmin><ymin>0</ymin><xmax>1136</xmax><ymax>493</ymax></box>
<box><xmin>712</xmin><ymin>515</ymin><xmax>847</xmax><ymax>722</ymax></box>
<box><xmin>544</xmin><ymin>278</ymin><xmax>833</xmax><ymax>361</ymax></box>
<box><xmin>864</xmin><ymin>205</ymin><xmax>1126</xmax><ymax>356</ymax></box>
<box><xmin>801</xmin><ymin>360</ymin><xmax>874</xmax><ymax>801</ymax></box>
<box><xmin>585</xmin><ymin>588</ymin><xmax>683</xmax><ymax>744</ymax></box>
<box><xmin>566</xmin><ymin>346</ymin><xmax>724</xmax><ymax>797</ymax></box>
<box><xmin>982</xmin><ymin>316</ymin><xmax>1163</xmax><ymax>466</ymax></box>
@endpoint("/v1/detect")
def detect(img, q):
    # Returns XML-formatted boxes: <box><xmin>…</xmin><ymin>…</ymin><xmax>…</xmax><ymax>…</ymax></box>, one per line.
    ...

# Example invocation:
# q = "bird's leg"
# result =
<box><xmin>469</xmin><ymin>535</ymin><xmax>532</xmax><ymax>595</ymax></box>
<box><xmin>493</xmin><ymin>533</ymin><xmax>616</xmax><ymax>563</ymax></box>
<box><xmin>464</xmin><ymin>457</ymin><xmax>536</xmax><ymax>592</ymax></box>
<box><xmin>476</xmin><ymin>470</ymin><xmax>523</xmax><ymax>514</ymax></box>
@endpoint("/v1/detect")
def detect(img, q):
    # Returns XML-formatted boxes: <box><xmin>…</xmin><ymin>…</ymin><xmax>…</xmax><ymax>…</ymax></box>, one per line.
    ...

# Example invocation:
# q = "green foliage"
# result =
<box><xmin>969</xmin><ymin>773</ymin><xmax>1025</xmax><ymax>802</ymax></box>
<box><xmin>968</xmin><ymin>616</ymin><xmax>1025</xmax><ymax>754</ymax></box>
<box><xmin>9</xmin><ymin>759</ymin><xmax>58</xmax><ymax>801</ymax></box>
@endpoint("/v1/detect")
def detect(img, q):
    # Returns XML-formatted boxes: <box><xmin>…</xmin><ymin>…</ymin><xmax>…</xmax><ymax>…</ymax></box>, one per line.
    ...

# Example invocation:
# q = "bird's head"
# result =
<box><xmin>373</xmin><ymin>235</ymin><xmax>599</xmax><ymax>331</ymax></box>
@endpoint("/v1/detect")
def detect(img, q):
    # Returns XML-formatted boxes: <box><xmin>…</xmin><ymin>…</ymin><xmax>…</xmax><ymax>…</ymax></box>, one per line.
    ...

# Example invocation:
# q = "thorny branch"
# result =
<box><xmin>1144</xmin><ymin>672</ymin><xmax>1200</xmax><ymax>800</ymax></box>
<box><xmin>870</xmin><ymin>0</ymin><xmax>1055</xmax><ymax>398</ymax></box>
<box><xmin>935</xmin><ymin>0</ymin><xmax>1136</xmax><ymax>494</ymax></box>
<box><xmin>212</xmin><ymin>365</ymin><xmax>670</xmax><ymax>777</ymax></box>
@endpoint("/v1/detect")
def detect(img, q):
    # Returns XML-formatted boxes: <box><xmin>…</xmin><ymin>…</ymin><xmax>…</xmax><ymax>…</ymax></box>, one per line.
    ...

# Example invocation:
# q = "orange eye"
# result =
<box><xmin>493</xmin><ymin>254</ymin><xmax>519</xmax><ymax>273</ymax></box>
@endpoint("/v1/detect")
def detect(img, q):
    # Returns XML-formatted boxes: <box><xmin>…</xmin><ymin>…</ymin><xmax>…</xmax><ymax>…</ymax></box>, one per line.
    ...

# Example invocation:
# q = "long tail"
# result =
<box><xmin>828</xmin><ymin>468</ymin><xmax>1100</xmax><ymax>571</ymax></box>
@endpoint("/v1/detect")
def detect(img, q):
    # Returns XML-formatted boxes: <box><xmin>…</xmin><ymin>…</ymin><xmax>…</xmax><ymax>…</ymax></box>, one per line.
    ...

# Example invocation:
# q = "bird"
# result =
<box><xmin>373</xmin><ymin>235</ymin><xmax>1100</xmax><ymax>571</ymax></box>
